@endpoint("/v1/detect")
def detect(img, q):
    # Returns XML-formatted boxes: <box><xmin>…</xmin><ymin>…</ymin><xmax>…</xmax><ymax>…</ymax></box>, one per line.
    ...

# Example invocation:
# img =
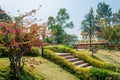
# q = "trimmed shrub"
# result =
<box><xmin>44</xmin><ymin>49</ymin><xmax>90</xmax><ymax>79</ymax></box>
<box><xmin>0</xmin><ymin>66</ymin><xmax>40</xmax><ymax>80</ymax></box>
<box><xmin>46</xmin><ymin>45</ymin><xmax>105</xmax><ymax>68</ymax></box>
<box><xmin>44</xmin><ymin>48</ymin><xmax>120</xmax><ymax>80</ymax></box>
<box><xmin>24</xmin><ymin>47</ymin><xmax>41</xmax><ymax>57</ymax></box>
<box><xmin>46</xmin><ymin>45</ymin><xmax>69</xmax><ymax>53</ymax></box>
<box><xmin>0</xmin><ymin>46</ymin><xmax>7</xmax><ymax>57</ymax></box>
<box><xmin>104</xmin><ymin>64</ymin><xmax>120</xmax><ymax>73</ymax></box>
<box><xmin>69</xmin><ymin>49</ymin><xmax>105</xmax><ymax>68</ymax></box>
<box><xmin>46</xmin><ymin>45</ymin><xmax>120</xmax><ymax>73</ymax></box>
<box><xmin>0</xmin><ymin>47</ymin><xmax>41</xmax><ymax>57</ymax></box>
<box><xmin>90</xmin><ymin>68</ymin><xmax>120</xmax><ymax>80</ymax></box>
<box><xmin>0</xmin><ymin>67</ymin><xmax>9</xmax><ymax>80</ymax></box>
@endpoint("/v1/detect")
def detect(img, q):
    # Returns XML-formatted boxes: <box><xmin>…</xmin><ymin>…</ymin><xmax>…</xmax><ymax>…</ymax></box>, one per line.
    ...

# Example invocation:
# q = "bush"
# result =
<box><xmin>44</xmin><ymin>48</ymin><xmax>120</xmax><ymax>80</ymax></box>
<box><xmin>90</xmin><ymin>68</ymin><xmax>120</xmax><ymax>80</ymax></box>
<box><xmin>104</xmin><ymin>64</ymin><xmax>120</xmax><ymax>73</ymax></box>
<box><xmin>46</xmin><ymin>45</ymin><xmax>120</xmax><ymax>73</ymax></box>
<box><xmin>0</xmin><ymin>47</ymin><xmax>41</xmax><ymax>57</ymax></box>
<box><xmin>46</xmin><ymin>45</ymin><xmax>105</xmax><ymax>68</ymax></box>
<box><xmin>0</xmin><ymin>67</ymin><xmax>9</xmax><ymax>80</ymax></box>
<box><xmin>0</xmin><ymin>66</ymin><xmax>40</xmax><ymax>80</ymax></box>
<box><xmin>21</xmin><ymin>69</ymin><xmax>39</xmax><ymax>80</ymax></box>
<box><xmin>25</xmin><ymin>47</ymin><xmax>41</xmax><ymax>57</ymax></box>
<box><xmin>46</xmin><ymin>45</ymin><xmax>69</xmax><ymax>53</ymax></box>
<box><xmin>44</xmin><ymin>49</ymin><xmax>90</xmax><ymax>79</ymax></box>
<box><xmin>0</xmin><ymin>46</ymin><xmax>7</xmax><ymax>57</ymax></box>
<box><xmin>69</xmin><ymin>49</ymin><xmax>105</xmax><ymax>68</ymax></box>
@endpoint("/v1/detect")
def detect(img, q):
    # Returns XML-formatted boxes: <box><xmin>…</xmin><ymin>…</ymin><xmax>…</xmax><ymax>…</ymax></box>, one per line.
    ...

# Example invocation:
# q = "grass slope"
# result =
<box><xmin>0</xmin><ymin>57</ymin><xmax>79</xmax><ymax>80</ymax></box>
<box><xmin>29</xmin><ymin>57</ymin><xmax>79</xmax><ymax>80</ymax></box>
<box><xmin>94</xmin><ymin>50</ymin><xmax>120</xmax><ymax>65</ymax></box>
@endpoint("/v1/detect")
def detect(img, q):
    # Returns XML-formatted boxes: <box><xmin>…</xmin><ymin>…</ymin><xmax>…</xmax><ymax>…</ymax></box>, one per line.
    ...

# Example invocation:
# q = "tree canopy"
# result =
<box><xmin>112</xmin><ymin>9</ymin><xmax>120</xmax><ymax>25</ymax></box>
<box><xmin>48</xmin><ymin>8</ymin><xmax>75</xmax><ymax>44</ymax></box>
<box><xmin>96</xmin><ymin>2</ymin><xmax>112</xmax><ymax>25</ymax></box>
<box><xmin>81</xmin><ymin>8</ymin><xmax>98</xmax><ymax>33</ymax></box>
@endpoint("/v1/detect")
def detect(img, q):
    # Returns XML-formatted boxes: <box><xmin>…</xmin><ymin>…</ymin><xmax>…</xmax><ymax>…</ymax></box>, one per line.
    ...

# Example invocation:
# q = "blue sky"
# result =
<box><xmin>0</xmin><ymin>0</ymin><xmax>120</xmax><ymax>39</ymax></box>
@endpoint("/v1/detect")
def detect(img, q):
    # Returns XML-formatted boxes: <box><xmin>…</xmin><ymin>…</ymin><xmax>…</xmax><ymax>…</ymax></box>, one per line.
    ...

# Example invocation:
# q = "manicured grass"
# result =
<box><xmin>78</xmin><ymin>49</ymin><xmax>120</xmax><ymax>65</ymax></box>
<box><xmin>0</xmin><ymin>58</ymin><xmax>9</xmax><ymax>68</ymax></box>
<box><xmin>0</xmin><ymin>57</ymin><xmax>79</xmax><ymax>80</ymax></box>
<box><xmin>94</xmin><ymin>50</ymin><xmax>120</xmax><ymax>65</ymax></box>
<box><xmin>27</xmin><ymin>57</ymin><xmax>79</xmax><ymax>80</ymax></box>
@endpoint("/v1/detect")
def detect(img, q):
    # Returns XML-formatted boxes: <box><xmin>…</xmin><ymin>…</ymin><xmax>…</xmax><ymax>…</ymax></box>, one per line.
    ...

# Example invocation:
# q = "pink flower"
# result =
<box><xmin>13</xmin><ymin>41</ymin><xmax>19</xmax><ymax>48</ymax></box>
<box><xmin>6</xmin><ymin>27</ymin><xmax>11</xmax><ymax>31</ymax></box>
<box><xmin>0</xmin><ymin>25</ymin><xmax>3</xmax><ymax>28</ymax></box>
<box><xmin>0</xmin><ymin>30</ymin><xmax>3</xmax><ymax>35</ymax></box>
<box><xmin>5</xmin><ymin>27</ymin><xmax>16</xmax><ymax>34</ymax></box>
<box><xmin>12</xmin><ymin>30</ymin><xmax>16</xmax><ymax>34</ymax></box>
<box><xmin>41</xmin><ymin>43</ymin><xmax>44</xmax><ymax>48</ymax></box>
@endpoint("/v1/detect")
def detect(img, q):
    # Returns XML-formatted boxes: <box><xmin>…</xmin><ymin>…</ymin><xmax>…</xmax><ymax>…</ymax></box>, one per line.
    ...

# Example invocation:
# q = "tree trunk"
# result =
<box><xmin>9</xmin><ymin>54</ymin><xmax>22</xmax><ymax>80</ymax></box>
<box><xmin>9</xmin><ymin>56</ymin><xmax>21</xmax><ymax>80</ymax></box>
<box><xmin>8</xmin><ymin>47</ymin><xmax>26</xmax><ymax>80</ymax></box>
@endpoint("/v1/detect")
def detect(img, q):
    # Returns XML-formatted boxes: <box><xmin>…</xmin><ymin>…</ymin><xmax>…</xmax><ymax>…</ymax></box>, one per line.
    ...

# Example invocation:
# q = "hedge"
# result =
<box><xmin>44</xmin><ymin>48</ymin><xmax>120</xmax><ymax>80</ymax></box>
<box><xmin>104</xmin><ymin>64</ymin><xmax>120</xmax><ymax>73</ymax></box>
<box><xmin>46</xmin><ymin>45</ymin><xmax>120</xmax><ymax>73</ymax></box>
<box><xmin>24</xmin><ymin>47</ymin><xmax>41</xmax><ymax>57</ymax></box>
<box><xmin>0</xmin><ymin>47</ymin><xmax>41</xmax><ymax>57</ymax></box>
<box><xmin>90</xmin><ymin>68</ymin><xmax>120</xmax><ymax>80</ymax></box>
<box><xmin>44</xmin><ymin>49</ymin><xmax>90</xmax><ymax>80</ymax></box>
<box><xmin>46</xmin><ymin>45</ymin><xmax>105</xmax><ymax>68</ymax></box>
<box><xmin>0</xmin><ymin>46</ymin><xmax>7</xmax><ymax>57</ymax></box>
<box><xmin>0</xmin><ymin>66</ymin><xmax>40</xmax><ymax>80</ymax></box>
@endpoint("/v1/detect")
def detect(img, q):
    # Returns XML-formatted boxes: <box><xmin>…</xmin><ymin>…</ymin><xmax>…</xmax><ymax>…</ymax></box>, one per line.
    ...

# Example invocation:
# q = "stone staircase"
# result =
<box><xmin>57</xmin><ymin>53</ymin><xmax>93</xmax><ymax>68</ymax></box>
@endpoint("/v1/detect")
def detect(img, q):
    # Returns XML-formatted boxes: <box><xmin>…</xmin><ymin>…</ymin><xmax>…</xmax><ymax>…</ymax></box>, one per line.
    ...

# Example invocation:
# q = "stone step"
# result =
<box><xmin>81</xmin><ymin>63</ymin><xmax>92</xmax><ymax>68</ymax></box>
<box><xmin>57</xmin><ymin>53</ymin><xmax>71</xmax><ymax>56</ymax></box>
<box><xmin>76</xmin><ymin>63</ymin><xmax>88</xmax><ymax>67</ymax></box>
<box><xmin>72</xmin><ymin>60</ymin><xmax>84</xmax><ymax>65</ymax></box>
<box><xmin>85</xmin><ymin>66</ymin><xmax>93</xmax><ymax>68</ymax></box>
<box><xmin>67</xmin><ymin>58</ymin><xmax>79</xmax><ymax>62</ymax></box>
<box><xmin>63</xmin><ymin>55</ymin><xmax>75</xmax><ymax>59</ymax></box>
<box><xmin>56</xmin><ymin>52</ymin><xmax>93</xmax><ymax>68</ymax></box>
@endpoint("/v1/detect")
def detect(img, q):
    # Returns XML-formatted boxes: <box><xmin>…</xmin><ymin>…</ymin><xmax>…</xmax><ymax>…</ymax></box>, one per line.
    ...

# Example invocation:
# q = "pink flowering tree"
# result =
<box><xmin>0</xmin><ymin>9</ymin><xmax>46</xmax><ymax>80</ymax></box>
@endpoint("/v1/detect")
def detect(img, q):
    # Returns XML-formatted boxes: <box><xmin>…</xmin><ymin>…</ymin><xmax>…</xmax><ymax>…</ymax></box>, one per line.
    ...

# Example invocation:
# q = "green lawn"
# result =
<box><xmin>0</xmin><ymin>57</ymin><xmax>79</xmax><ymax>80</ymax></box>
<box><xmin>77</xmin><ymin>49</ymin><xmax>120</xmax><ymax>65</ymax></box>
<box><xmin>93</xmin><ymin>50</ymin><xmax>120</xmax><ymax>65</ymax></box>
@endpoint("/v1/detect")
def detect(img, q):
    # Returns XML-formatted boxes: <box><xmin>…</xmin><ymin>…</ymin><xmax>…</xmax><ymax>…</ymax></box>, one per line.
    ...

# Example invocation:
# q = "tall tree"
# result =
<box><xmin>81</xmin><ymin>7</ymin><xmax>98</xmax><ymax>33</ymax></box>
<box><xmin>112</xmin><ymin>9</ymin><xmax>120</xmax><ymax>25</ymax></box>
<box><xmin>63</xmin><ymin>34</ymin><xmax>78</xmax><ymax>46</ymax></box>
<box><xmin>48</xmin><ymin>8</ymin><xmax>74</xmax><ymax>44</ymax></box>
<box><xmin>81</xmin><ymin>8</ymin><xmax>98</xmax><ymax>53</ymax></box>
<box><xmin>96</xmin><ymin>2</ymin><xmax>112</xmax><ymax>40</ymax></box>
<box><xmin>105</xmin><ymin>24</ymin><xmax>120</xmax><ymax>50</ymax></box>
<box><xmin>96</xmin><ymin>2</ymin><xmax>112</xmax><ymax>25</ymax></box>
<box><xmin>53</xmin><ymin>24</ymin><xmax>64</xmax><ymax>44</ymax></box>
